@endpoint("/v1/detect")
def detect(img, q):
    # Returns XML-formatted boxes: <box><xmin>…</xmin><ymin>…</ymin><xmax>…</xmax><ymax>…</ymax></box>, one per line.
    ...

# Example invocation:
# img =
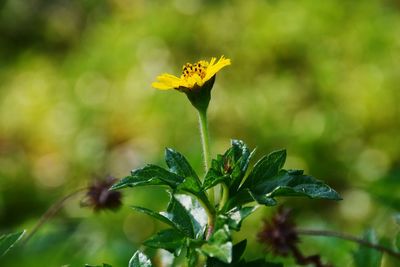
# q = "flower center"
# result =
<box><xmin>182</xmin><ymin>61</ymin><xmax>208</xmax><ymax>79</ymax></box>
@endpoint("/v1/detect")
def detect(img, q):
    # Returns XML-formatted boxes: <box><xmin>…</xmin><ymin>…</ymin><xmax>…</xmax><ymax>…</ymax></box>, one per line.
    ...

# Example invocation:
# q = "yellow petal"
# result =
<box><xmin>204</xmin><ymin>56</ymin><xmax>231</xmax><ymax>82</ymax></box>
<box><xmin>152</xmin><ymin>73</ymin><xmax>183</xmax><ymax>90</ymax></box>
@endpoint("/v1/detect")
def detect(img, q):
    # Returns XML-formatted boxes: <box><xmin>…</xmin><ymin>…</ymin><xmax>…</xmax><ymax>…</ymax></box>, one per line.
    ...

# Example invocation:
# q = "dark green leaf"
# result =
<box><xmin>353</xmin><ymin>230</ymin><xmax>382</xmax><ymax>267</ymax></box>
<box><xmin>171</xmin><ymin>194</ymin><xmax>208</xmax><ymax>239</ymax></box>
<box><xmin>244</xmin><ymin>149</ymin><xmax>286</xmax><ymax>189</ymax></box>
<box><xmin>187</xmin><ymin>248</ymin><xmax>199</xmax><ymax>267</ymax></box>
<box><xmin>203</xmin><ymin>168</ymin><xmax>229</xmax><ymax>191</ymax></box>
<box><xmin>165</xmin><ymin>148</ymin><xmax>199</xmax><ymax>180</ymax></box>
<box><xmin>111</xmin><ymin>164</ymin><xmax>183</xmax><ymax>190</ymax></box>
<box><xmin>395</xmin><ymin>232</ymin><xmax>400</xmax><ymax>251</ymax></box>
<box><xmin>203</xmin><ymin>140</ymin><xmax>254</xmax><ymax>193</ymax></box>
<box><xmin>164</xmin><ymin>148</ymin><xmax>213</xmax><ymax>213</ymax></box>
<box><xmin>223</xmin><ymin>206</ymin><xmax>258</xmax><ymax>231</ymax></box>
<box><xmin>85</xmin><ymin>264</ymin><xmax>112</xmax><ymax>267</ymax></box>
<box><xmin>143</xmin><ymin>229</ymin><xmax>185</xmax><ymax>255</ymax></box>
<box><xmin>201</xmin><ymin>225</ymin><xmax>232</xmax><ymax>263</ymax></box>
<box><xmin>231</xmin><ymin>239</ymin><xmax>247</xmax><ymax>263</ymax></box>
<box><xmin>177</xmin><ymin>175</ymin><xmax>214</xmax><ymax>214</ymax></box>
<box><xmin>229</xmin><ymin>140</ymin><xmax>254</xmax><ymax>193</ymax></box>
<box><xmin>254</xmin><ymin>170</ymin><xmax>341</xmax><ymax>201</ymax></box>
<box><xmin>0</xmin><ymin>230</ymin><xmax>25</xmax><ymax>257</ymax></box>
<box><xmin>131</xmin><ymin>206</ymin><xmax>178</xmax><ymax>230</ymax></box>
<box><xmin>129</xmin><ymin>251</ymin><xmax>152</xmax><ymax>267</ymax></box>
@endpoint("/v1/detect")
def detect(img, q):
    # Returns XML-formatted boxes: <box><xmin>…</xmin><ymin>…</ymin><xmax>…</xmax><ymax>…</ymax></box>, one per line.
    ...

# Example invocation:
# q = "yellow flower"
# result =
<box><xmin>152</xmin><ymin>56</ymin><xmax>231</xmax><ymax>90</ymax></box>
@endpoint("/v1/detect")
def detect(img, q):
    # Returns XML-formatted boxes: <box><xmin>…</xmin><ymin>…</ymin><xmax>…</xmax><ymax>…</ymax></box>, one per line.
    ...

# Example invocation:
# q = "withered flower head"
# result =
<box><xmin>257</xmin><ymin>207</ymin><xmax>299</xmax><ymax>256</ymax></box>
<box><xmin>81</xmin><ymin>176</ymin><xmax>122</xmax><ymax>212</ymax></box>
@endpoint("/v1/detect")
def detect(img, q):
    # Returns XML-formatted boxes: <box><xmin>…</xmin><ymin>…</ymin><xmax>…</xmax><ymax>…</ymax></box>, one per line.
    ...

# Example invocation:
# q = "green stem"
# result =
<box><xmin>198</xmin><ymin>110</ymin><xmax>211</xmax><ymax>171</ymax></box>
<box><xmin>198</xmin><ymin>110</ymin><xmax>214</xmax><ymax>205</ymax></box>
<box><xmin>220</xmin><ymin>183</ymin><xmax>229</xmax><ymax>210</ymax></box>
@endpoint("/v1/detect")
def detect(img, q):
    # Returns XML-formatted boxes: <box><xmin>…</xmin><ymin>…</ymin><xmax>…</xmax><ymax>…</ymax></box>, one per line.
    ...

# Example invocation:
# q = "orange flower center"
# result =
<box><xmin>182</xmin><ymin>61</ymin><xmax>208</xmax><ymax>79</ymax></box>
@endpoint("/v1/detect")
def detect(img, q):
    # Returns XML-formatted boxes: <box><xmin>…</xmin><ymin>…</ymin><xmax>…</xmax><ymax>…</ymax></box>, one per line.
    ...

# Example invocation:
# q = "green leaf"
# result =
<box><xmin>228</xmin><ymin>140</ymin><xmax>254</xmax><ymax>193</ymax></box>
<box><xmin>395</xmin><ymin>232</ymin><xmax>400</xmax><ymax>251</ymax></box>
<box><xmin>254</xmin><ymin>170</ymin><xmax>341</xmax><ymax>201</ymax></box>
<box><xmin>131</xmin><ymin>206</ymin><xmax>179</xmax><ymax>230</ymax></box>
<box><xmin>143</xmin><ymin>229</ymin><xmax>185</xmax><ymax>255</ymax></box>
<box><xmin>129</xmin><ymin>251</ymin><xmax>152</xmax><ymax>267</ymax></box>
<box><xmin>221</xmin><ymin>206</ymin><xmax>258</xmax><ymax>231</ymax></box>
<box><xmin>187</xmin><ymin>248</ymin><xmax>199</xmax><ymax>267</ymax></box>
<box><xmin>231</xmin><ymin>239</ymin><xmax>247</xmax><ymax>263</ymax></box>
<box><xmin>85</xmin><ymin>264</ymin><xmax>112</xmax><ymax>267</ymax></box>
<box><xmin>162</xmin><ymin>196</ymin><xmax>196</xmax><ymax>238</ymax></box>
<box><xmin>177</xmin><ymin>174</ymin><xmax>214</xmax><ymax>214</ymax></box>
<box><xmin>164</xmin><ymin>148</ymin><xmax>213</xmax><ymax>213</ymax></box>
<box><xmin>203</xmin><ymin>140</ymin><xmax>254</xmax><ymax>193</ymax></box>
<box><xmin>353</xmin><ymin>230</ymin><xmax>382</xmax><ymax>267</ymax></box>
<box><xmin>111</xmin><ymin>164</ymin><xmax>183</xmax><ymax>190</ymax></box>
<box><xmin>171</xmin><ymin>194</ymin><xmax>208</xmax><ymax>239</ymax></box>
<box><xmin>0</xmin><ymin>230</ymin><xmax>25</xmax><ymax>257</ymax></box>
<box><xmin>201</xmin><ymin>225</ymin><xmax>232</xmax><ymax>263</ymax></box>
<box><xmin>203</xmin><ymin>168</ymin><xmax>229</xmax><ymax>191</ymax></box>
<box><xmin>243</xmin><ymin>149</ymin><xmax>286</xmax><ymax>189</ymax></box>
<box><xmin>165</xmin><ymin>148</ymin><xmax>199</xmax><ymax>180</ymax></box>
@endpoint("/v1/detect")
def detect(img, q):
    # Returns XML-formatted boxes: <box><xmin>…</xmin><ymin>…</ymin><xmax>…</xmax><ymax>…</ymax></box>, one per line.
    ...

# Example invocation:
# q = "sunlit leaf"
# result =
<box><xmin>129</xmin><ymin>251</ymin><xmax>152</xmax><ymax>267</ymax></box>
<box><xmin>201</xmin><ymin>225</ymin><xmax>232</xmax><ymax>263</ymax></box>
<box><xmin>0</xmin><ymin>230</ymin><xmax>25</xmax><ymax>257</ymax></box>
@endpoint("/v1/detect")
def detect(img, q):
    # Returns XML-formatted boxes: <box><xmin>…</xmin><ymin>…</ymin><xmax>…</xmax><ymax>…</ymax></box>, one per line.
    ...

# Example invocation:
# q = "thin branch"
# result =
<box><xmin>297</xmin><ymin>229</ymin><xmax>400</xmax><ymax>260</ymax></box>
<box><xmin>21</xmin><ymin>187</ymin><xmax>88</xmax><ymax>246</ymax></box>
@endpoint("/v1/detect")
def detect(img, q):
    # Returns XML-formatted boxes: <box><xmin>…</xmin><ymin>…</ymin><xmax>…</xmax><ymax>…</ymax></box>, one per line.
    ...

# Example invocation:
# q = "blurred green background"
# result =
<box><xmin>1</xmin><ymin>0</ymin><xmax>399</xmax><ymax>266</ymax></box>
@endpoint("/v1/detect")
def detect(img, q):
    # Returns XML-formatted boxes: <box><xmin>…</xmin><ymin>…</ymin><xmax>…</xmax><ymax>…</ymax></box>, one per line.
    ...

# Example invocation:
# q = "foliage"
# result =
<box><xmin>112</xmin><ymin>140</ymin><xmax>340</xmax><ymax>266</ymax></box>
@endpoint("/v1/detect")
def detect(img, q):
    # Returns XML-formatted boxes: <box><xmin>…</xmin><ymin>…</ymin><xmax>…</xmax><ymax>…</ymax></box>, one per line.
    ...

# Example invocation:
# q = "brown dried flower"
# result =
<box><xmin>81</xmin><ymin>176</ymin><xmax>122</xmax><ymax>212</ymax></box>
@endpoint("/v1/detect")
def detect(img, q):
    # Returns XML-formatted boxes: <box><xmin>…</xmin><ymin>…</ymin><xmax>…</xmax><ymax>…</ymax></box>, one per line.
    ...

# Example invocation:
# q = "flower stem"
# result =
<box><xmin>297</xmin><ymin>229</ymin><xmax>400</xmax><ymax>260</ymax></box>
<box><xmin>198</xmin><ymin>110</ymin><xmax>211</xmax><ymax>171</ymax></box>
<box><xmin>21</xmin><ymin>187</ymin><xmax>88</xmax><ymax>246</ymax></box>
<box><xmin>198</xmin><ymin>110</ymin><xmax>214</xmax><ymax>204</ymax></box>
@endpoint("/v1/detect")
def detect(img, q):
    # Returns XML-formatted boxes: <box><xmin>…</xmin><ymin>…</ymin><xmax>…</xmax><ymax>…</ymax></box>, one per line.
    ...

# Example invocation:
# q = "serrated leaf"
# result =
<box><xmin>143</xmin><ymin>229</ymin><xmax>185</xmax><ymax>255</ymax></box>
<box><xmin>165</xmin><ymin>148</ymin><xmax>199</xmax><ymax>180</ymax></box>
<box><xmin>243</xmin><ymin>149</ymin><xmax>286</xmax><ymax>189</ymax></box>
<box><xmin>223</xmin><ymin>206</ymin><xmax>258</xmax><ymax>231</ymax></box>
<box><xmin>201</xmin><ymin>225</ymin><xmax>232</xmax><ymax>263</ymax></box>
<box><xmin>173</xmin><ymin>194</ymin><xmax>208</xmax><ymax>239</ymax></box>
<box><xmin>353</xmin><ymin>230</ymin><xmax>382</xmax><ymax>267</ymax></box>
<box><xmin>0</xmin><ymin>230</ymin><xmax>25</xmax><ymax>257</ymax></box>
<box><xmin>164</xmin><ymin>148</ymin><xmax>214</xmax><ymax>213</ymax></box>
<box><xmin>129</xmin><ymin>251</ymin><xmax>152</xmax><ymax>267</ymax></box>
<box><xmin>254</xmin><ymin>170</ymin><xmax>341</xmax><ymax>201</ymax></box>
<box><xmin>111</xmin><ymin>164</ymin><xmax>183</xmax><ymax>190</ymax></box>
<box><xmin>161</xmin><ymin>197</ymin><xmax>195</xmax><ymax>238</ymax></box>
<box><xmin>229</xmin><ymin>140</ymin><xmax>254</xmax><ymax>193</ymax></box>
